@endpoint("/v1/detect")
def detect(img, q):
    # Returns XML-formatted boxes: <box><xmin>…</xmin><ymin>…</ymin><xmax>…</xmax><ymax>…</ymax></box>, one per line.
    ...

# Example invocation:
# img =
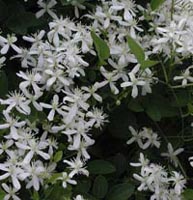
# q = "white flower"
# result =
<box><xmin>16</xmin><ymin>138</ymin><xmax>50</xmax><ymax>164</ymax></box>
<box><xmin>63</xmin><ymin>157</ymin><xmax>89</xmax><ymax>178</ymax></box>
<box><xmin>141</xmin><ymin>127</ymin><xmax>160</xmax><ymax>149</ymax></box>
<box><xmin>82</xmin><ymin>83</ymin><xmax>103</xmax><ymax>103</ymax></box>
<box><xmin>36</xmin><ymin>0</ymin><xmax>57</xmax><ymax>19</ymax></box>
<box><xmin>17</xmin><ymin>71</ymin><xmax>42</xmax><ymax>96</ymax></box>
<box><xmin>0</xmin><ymin>34</ymin><xmax>21</xmax><ymax>54</ymax></box>
<box><xmin>0</xmin><ymin>91</ymin><xmax>31</xmax><ymax>115</ymax></box>
<box><xmin>86</xmin><ymin>108</ymin><xmax>108</xmax><ymax>129</ymax></box>
<box><xmin>161</xmin><ymin>143</ymin><xmax>184</xmax><ymax>167</ymax></box>
<box><xmin>173</xmin><ymin>66</ymin><xmax>193</xmax><ymax>86</ymax></box>
<box><xmin>169</xmin><ymin>171</ymin><xmax>186</xmax><ymax>195</ymax></box>
<box><xmin>74</xmin><ymin>195</ymin><xmax>86</xmax><ymax>200</ymax></box>
<box><xmin>126</xmin><ymin>126</ymin><xmax>144</xmax><ymax>149</ymax></box>
<box><xmin>24</xmin><ymin>161</ymin><xmax>45</xmax><ymax>191</ymax></box>
<box><xmin>41</xmin><ymin>94</ymin><xmax>65</xmax><ymax>121</ymax></box>
<box><xmin>57</xmin><ymin>172</ymin><xmax>77</xmax><ymax>188</ymax></box>
<box><xmin>0</xmin><ymin>112</ymin><xmax>26</xmax><ymax>140</ymax></box>
<box><xmin>0</xmin><ymin>163</ymin><xmax>23</xmax><ymax>190</ymax></box>
<box><xmin>121</xmin><ymin>65</ymin><xmax>145</xmax><ymax>98</ymax></box>
<box><xmin>110</xmin><ymin>0</ymin><xmax>137</xmax><ymax>21</ymax></box>
<box><xmin>2</xmin><ymin>183</ymin><xmax>21</xmax><ymax>200</ymax></box>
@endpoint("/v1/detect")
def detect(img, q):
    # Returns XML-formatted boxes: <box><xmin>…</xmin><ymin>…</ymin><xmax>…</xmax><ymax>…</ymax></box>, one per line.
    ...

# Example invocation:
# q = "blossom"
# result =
<box><xmin>0</xmin><ymin>112</ymin><xmax>26</xmax><ymax>140</ymax></box>
<box><xmin>63</xmin><ymin>157</ymin><xmax>89</xmax><ymax>178</ymax></box>
<box><xmin>57</xmin><ymin>172</ymin><xmax>77</xmax><ymax>188</ymax></box>
<box><xmin>169</xmin><ymin>171</ymin><xmax>186</xmax><ymax>195</ymax></box>
<box><xmin>121</xmin><ymin>65</ymin><xmax>145</xmax><ymax>98</ymax></box>
<box><xmin>0</xmin><ymin>34</ymin><xmax>21</xmax><ymax>54</ymax></box>
<box><xmin>41</xmin><ymin>94</ymin><xmax>65</xmax><ymax>121</ymax></box>
<box><xmin>2</xmin><ymin>183</ymin><xmax>21</xmax><ymax>200</ymax></box>
<box><xmin>161</xmin><ymin>143</ymin><xmax>184</xmax><ymax>167</ymax></box>
<box><xmin>16</xmin><ymin>138</ymin><xmax>50</xmax><ymax>164</ymax></box>
<box><xmin>36</xmin><ymin>0</ymin><xmax>57</xmax><ymax>19</ymax></box>
<box><xmin>126</xmin><ymin>126</ymin><xmax>144</xmax><ymax>149</ymax></box>
<box><xmin>173</xmin><ymin>66</ymin><xmax>193</xmax><ymax>86</ymax></box>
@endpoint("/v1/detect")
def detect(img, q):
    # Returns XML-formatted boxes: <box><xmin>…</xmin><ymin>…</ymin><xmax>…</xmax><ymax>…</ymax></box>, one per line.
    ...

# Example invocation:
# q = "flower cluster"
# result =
<box><xmin>0</xmin><ymin>0</ymin><xmax>193</xmax><ymax>199</ymax></box>
<box><xmin>131</xmin><ymin>153</ymin><xmax>186</xmax><ymax>199</ymax></box>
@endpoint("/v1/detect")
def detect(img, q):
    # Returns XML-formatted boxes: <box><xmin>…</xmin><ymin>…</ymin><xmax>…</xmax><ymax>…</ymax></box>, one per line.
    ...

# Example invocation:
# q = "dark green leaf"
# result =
<box><xmin>151</xmin><ymin>0</ymin><xmax>165</xmax><ymax>11</ymax></box>
<box><xmin>6</xmin><ymin>12</ymin><xmax>40</xmax><ymax>35</ymax></box>
<box><xmin>0</xmin><ymin>0</ymin><xmax>8</xmax><ymax>21</ymax></box>
<box><xmin>127</xmin><ymin>35</ymin><xmax>145</xmax><ymax>63</ymax></box>
<box><xmin>128</xmin><ymin>99</ymin><xmax>144</xmax><ymax>112</ymax></box>
<box><xmin>106</xmin><ymin>183</ymin><xmax>135</xmax><ymax>200</ymax></box>
<box><xmin>92</xmin><ymin>175</ymin><xmax>108</xmax><ymax>198</ymax></box>
<box><xmin>0</xmin><ymin>70</ymin><xmax>8</xmax><ymax>97</ymax></box>
<box><xmin>45</xmin><ymin>183</ymin><xmax>72</xmax><ymax>200</ymax></box>
<box><xmin>74</xmin><ymin>180</ymin><xmax>91</xmax><ymax>194</ymax></box>
<box><xmin>91</xmin><ymin>31</ymin><xmax>110</xmax><ymax>65</ymax></box>
<box><xmin>88</xmin><ymin>160</ymin><xmax>116</xmax><ymax>174</ymax></box>
<box><xmin>182</xmin><ymin>189</ymin><xmax>193</xmax><ymax>200</ymax></box>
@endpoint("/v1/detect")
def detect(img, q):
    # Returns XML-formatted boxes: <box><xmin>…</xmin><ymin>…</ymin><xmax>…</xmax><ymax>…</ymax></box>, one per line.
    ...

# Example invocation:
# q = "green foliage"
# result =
<box><xmin>0</xmin><ymin>70</ymin><xmax>8</xmax><ymax>97</ymax></box>
<box><xmin>106</xmin><ymin>183</ymin><xmax>135</xmax><ymax>200</ymax></box>
<box><xmin>88</xmin><ymin>160</ymin><xmax>116</xmax><ymax>174</ymax></box>
<box><xmin>150</xmin><ymin>0</ymin><xmax>166</xmax><ymax>11</ymax></box>
<box><xmin>92</xmin><ymin>175</ymin><xmax>108</xmax><ymax>198</ymax></box>
<box><xmin>91</xmin><ymin>31</ymin><xmax>110</xmax><ymax>66</ymax></box>
<box><xmin>127</xmin><ymin>35</ymin><xmax>158</xmax><ymax>69</ymax></box>
<box><xmin>182</xmin><ymin>189</ymin><xmax>193</xmax><ymax>200</ymax></box>
<box><xmin>54</xmin><ymin>151</ymin><xmax>63</xmax><ymax>162</ymax></box>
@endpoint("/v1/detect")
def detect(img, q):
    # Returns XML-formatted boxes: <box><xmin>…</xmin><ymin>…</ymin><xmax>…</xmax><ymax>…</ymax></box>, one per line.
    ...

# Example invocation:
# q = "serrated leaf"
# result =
<box><xmin>88</xmin><ymin>160</ymin><xmax>116</xmax><ymax>174</ymax></box>
<box><xmin>92</xmin><ymin>175</ymin><xmax>108</xmax><ymax>198</ymax></box>
<box><xmin>127</xmin><ymin>35</ymin><xmax>145</xmax><ymax>63</ymax></box>
<box><xmin>54</xmin><ymin>151</ymin><xmax>63</xmax><ymax>162</ymax></box>
<box><xmin>91</xmin><ymin>31</ymin><xmax>110</xmax><ymax>65</ymax></box>
<box><xmin>151</xmin><ymin>0</ymin><xmax>165</xmax><ymax>11</ymax></box>
<box><xmin>106</xmin><ymin>183</ymin><xmax>135</xmax><ymax>200</ymax></box>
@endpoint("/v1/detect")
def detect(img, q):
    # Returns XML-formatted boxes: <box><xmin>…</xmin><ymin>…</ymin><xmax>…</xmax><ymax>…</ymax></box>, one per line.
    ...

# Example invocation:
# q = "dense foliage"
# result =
<box><xmin>0</xmin><ymin>0</ymin><xmax>193</xmax><ymax>199</ymax></box>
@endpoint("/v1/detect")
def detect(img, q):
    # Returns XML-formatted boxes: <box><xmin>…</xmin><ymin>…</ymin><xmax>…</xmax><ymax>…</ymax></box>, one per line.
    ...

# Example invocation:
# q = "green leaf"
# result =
<box><xmin>140</xmin><ymin>59</ymin><xmax>159</xmax><ymax>69</ymax></box>
<box><xmin>45</xmin><ymin>184</ymin><xmax>72</xmax><ymax>200</ymax></box>
<box><xmin>127</xmin><ymin>35</ymin><xmax>145</xmax><ymax>63</ymax></box>
<box><xmin>88</xmin><ymin>160</ymin><xmax>116</xmax><ymax>174</ymax></box>
<box><xmin>32</xmin><ymin>191</ymin><xmax>40</xmax><ymax>200</ymax></box>
<box><xmin>128</xmin><ymin>99</ymin><xmax>144</xmax><ymax>112</ymax></box>
<box><xmin>150</xmin><ymin>0</ymin><xmax>165</xmax><ymax>11</ymax></box>
<box><xmin>106</xmin><ymin>183</ymin><xmax>135</xmax><ymax>200</ymax></box>
<box><xmin>74</xmin><ymin>179</ymin><xmax>91</xmax><ymax>194</ymax></box>
<box><xmin>92</xmin><ymin>175</ymin><xmax>108</xmax><ymax>199</ymax></box>
<box><xmin>0</xmin><ymin>189</ymin><xmax>6</xmax><ymax>199</ymax></box>
<box><xmin>6</xmin><ymin>12</ymin><xmax>40</xmax><ymax>35</ymax></box>
<box><xmin>91</xmin><ymin>31</ymin><xmax>110</xmax><ymax>65</ymax></box>
<box><xmin>54</xmin><ymin>151</ymin><xmax>63</xmax><ymax>162</ymax></box>
<box><xmin>60</xmin><ymin>0</ymin><xmax>85</xmax><ymax>6</ymax></box>
<box><xmin>142</xmin><ymin>94</ymin><xmax>178</xmax><ymax>121</ymax></box>
<box><xmin>182</xmin><ymin>189</ymin><xmax>193</xmax><ymax>200</ymax></box>
<box><xmin>0</xmin><ymin>70</ymin><xmax>8</xmax><ymax>97</ymax></box>
<box><xmin>0</xmin><ymin>0</ymin><xmax>8</xmax><ymax>21</ymax></box>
